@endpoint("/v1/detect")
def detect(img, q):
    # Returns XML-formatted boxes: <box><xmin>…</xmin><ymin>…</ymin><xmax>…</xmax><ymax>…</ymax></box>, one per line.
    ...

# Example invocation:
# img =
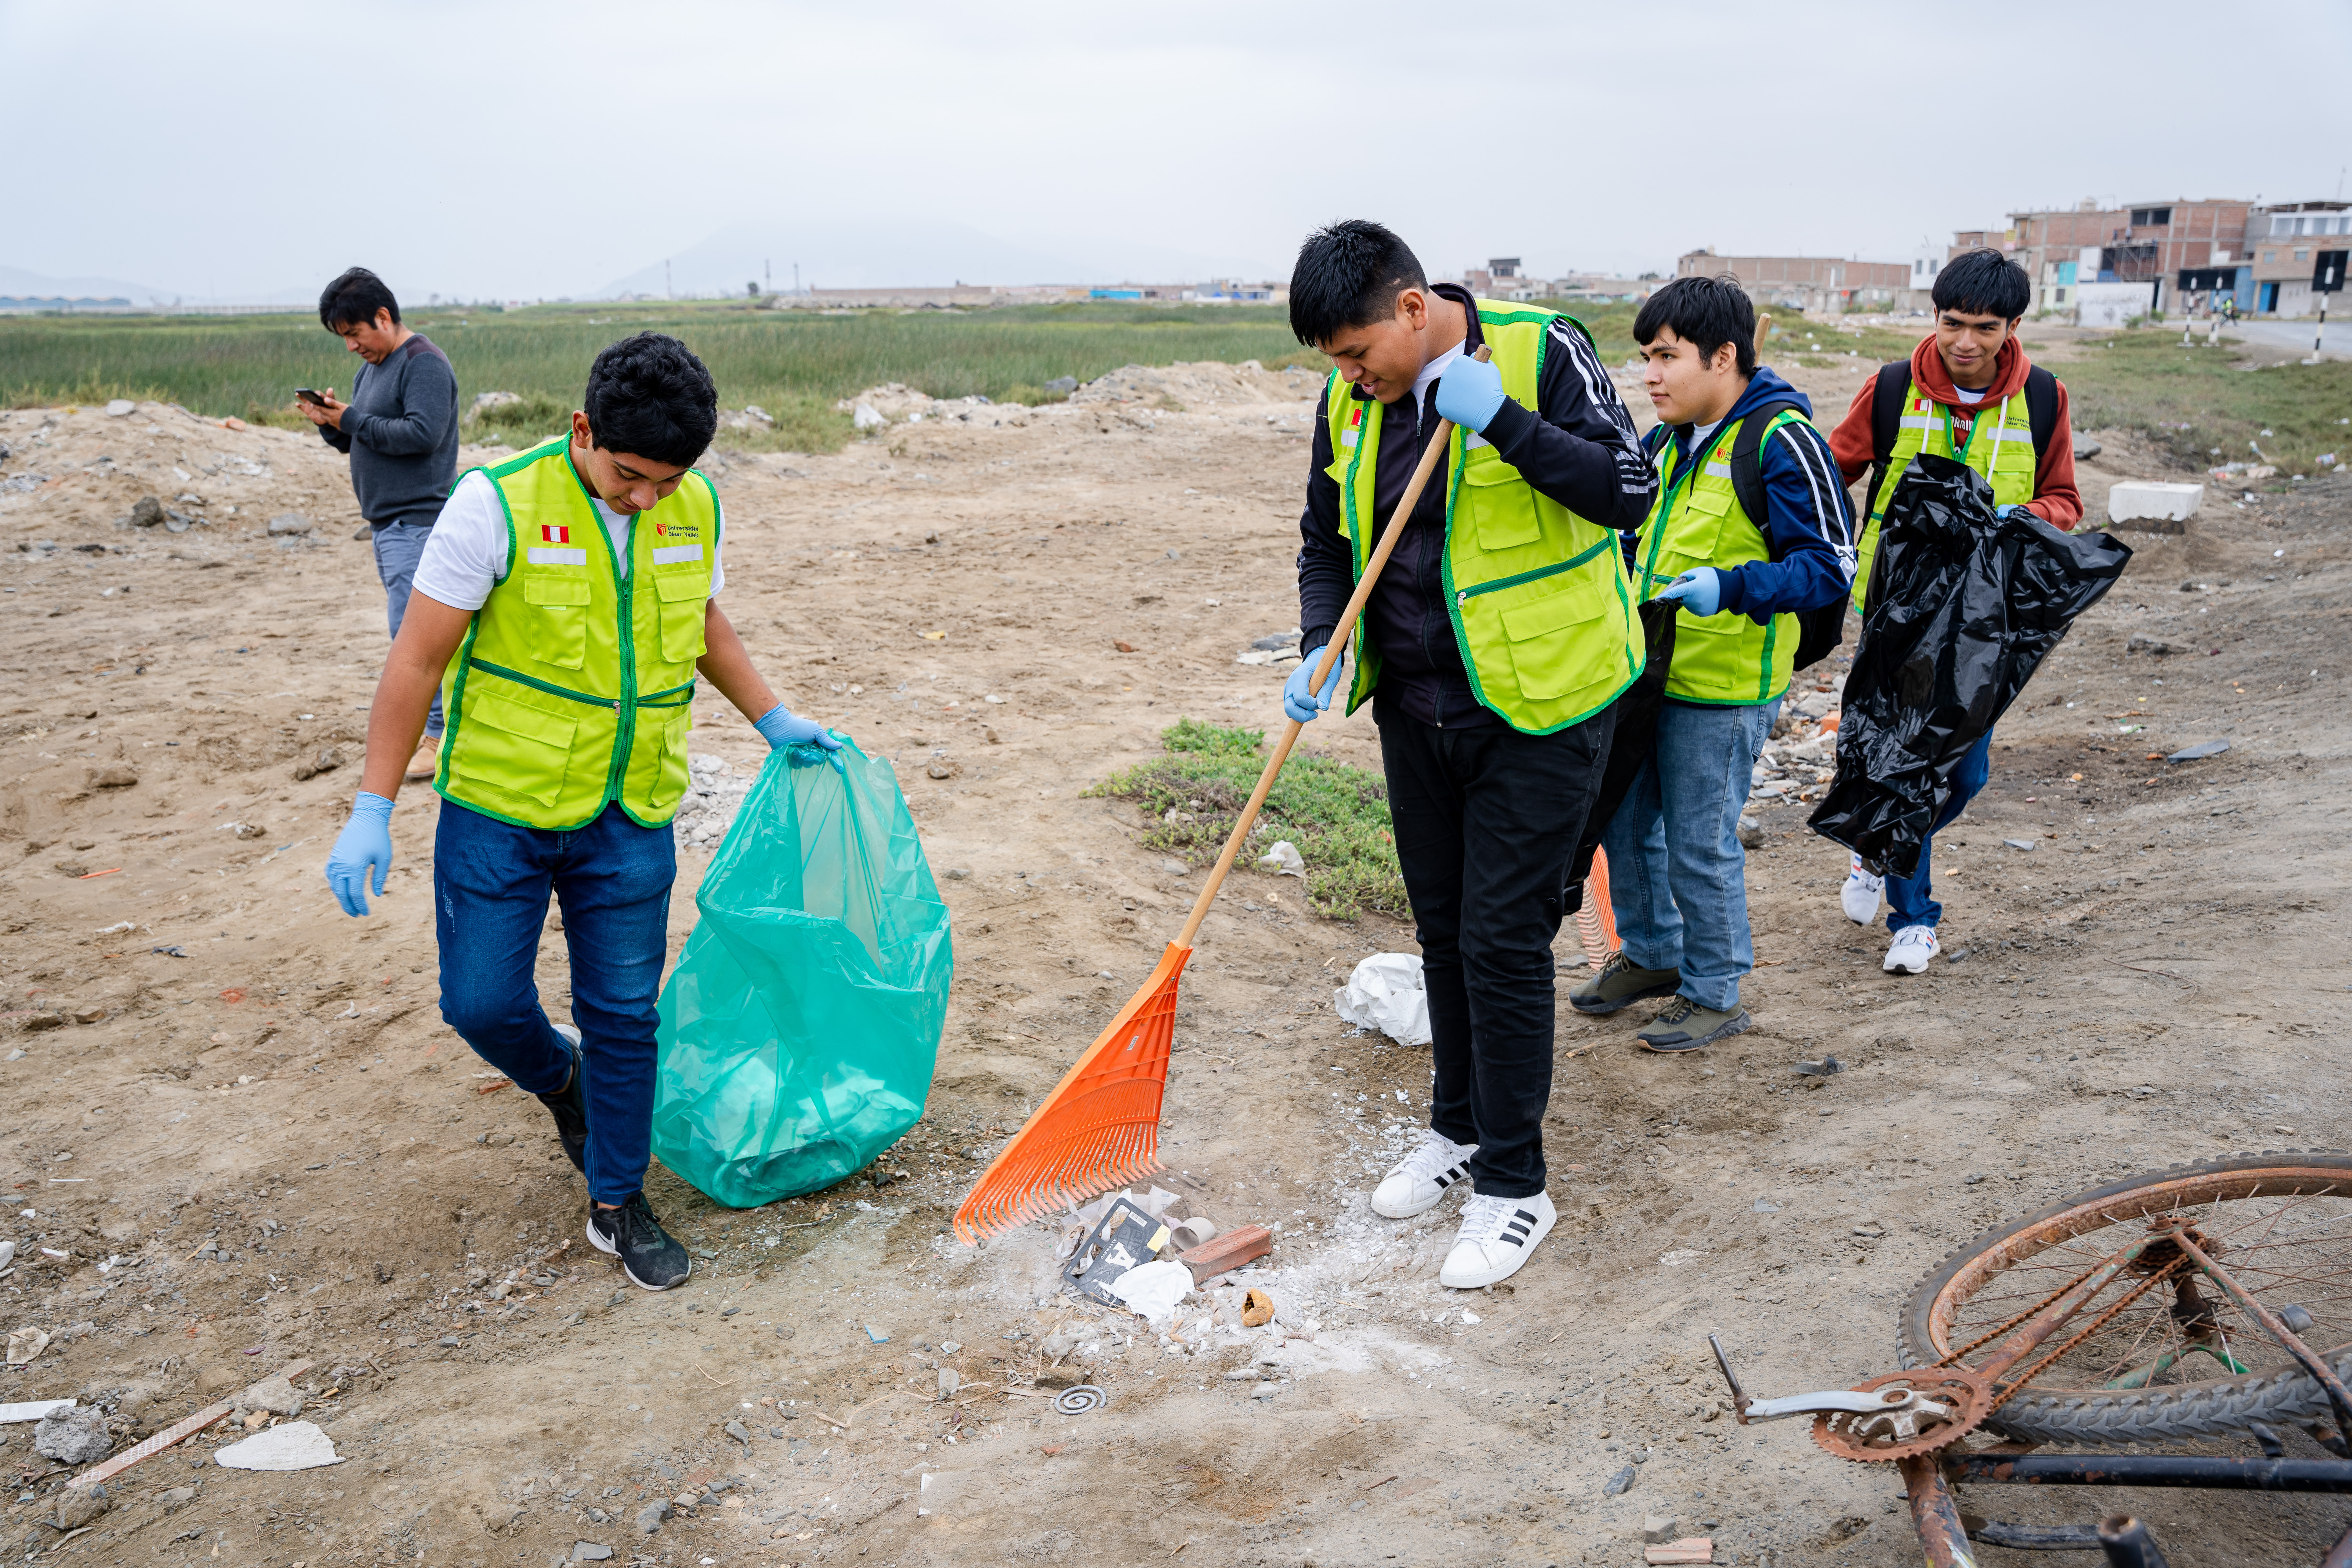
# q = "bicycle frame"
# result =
<box><xmin>1717</xmin><ymin>1219</ymin><xmax>2352</xmax><ymax>1567</ymax></box>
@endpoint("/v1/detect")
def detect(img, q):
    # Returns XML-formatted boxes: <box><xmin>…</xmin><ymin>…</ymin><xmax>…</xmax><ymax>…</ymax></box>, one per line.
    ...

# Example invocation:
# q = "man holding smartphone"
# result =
<box><xmin>296</xmin><ymin>267</ymin><xmax>461</xmax><ymax>784</ymax></box>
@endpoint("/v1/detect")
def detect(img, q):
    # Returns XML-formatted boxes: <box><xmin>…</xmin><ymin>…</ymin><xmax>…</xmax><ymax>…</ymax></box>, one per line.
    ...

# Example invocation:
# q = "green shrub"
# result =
<box><xmin>1092</xmin><ymin>720</ymin><xmax>1406</xmax><ymax>920</ymax></box>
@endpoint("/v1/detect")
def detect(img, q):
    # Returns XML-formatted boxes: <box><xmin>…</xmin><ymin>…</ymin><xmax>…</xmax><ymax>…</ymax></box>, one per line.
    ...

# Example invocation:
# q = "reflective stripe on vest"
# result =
<box><xmin>1319</xmin><ymin>300</ymin><xmax>1644</xmax><ymax>734</ymax></box>
<box><xmin>1853</xmin><ymin>377</ymin><xmax>2036</xmax><ymax>612</ymax></box>
<box><xmin>1634</xmin><ymin>409</ymin><xmax>1806</xmax><ymax>706</ymax></box>
<box><xmin>435</xmin><ymin>437</ymin><xmax>718</xmax><ymax>830</ymax></box>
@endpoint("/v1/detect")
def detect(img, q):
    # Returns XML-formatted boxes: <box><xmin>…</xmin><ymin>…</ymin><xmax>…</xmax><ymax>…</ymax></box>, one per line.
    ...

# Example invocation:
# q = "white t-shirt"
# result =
<box><xmin>1688</xmin><ymin>417</ymin><xmax>1726</xmax><ymax>451</ymax></box>
<box><xmin>412</xmin><ymin>468</ymin><xmax>727</xmax><ymax>613</ymax></box>
<box><xmin>1411</xmin><ymin>341</ymin><xmax>1463</xmax><ymax>419</ymax></box>
<box><xmin>1951</xmin><ymin>384</ymin><xmax>1990</xmax><ymax>404</ymax></box>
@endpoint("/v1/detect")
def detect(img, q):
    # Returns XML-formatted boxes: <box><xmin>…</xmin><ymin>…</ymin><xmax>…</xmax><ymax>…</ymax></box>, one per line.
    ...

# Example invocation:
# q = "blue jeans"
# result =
<box><xmin>434</xmin><ymin>799</ymin><xmax>676</xmax><ymax>1205</ymax></box>
<box><xmin>1885</xmin><ymin>731</ymin><xmax>1994</xmax><ymax>932</ymax></box>
<box><xmin>374</xmin><ymin>521</ymin><xmax>444</xmax><ymax>739</ymax></box>
<box><xmin>1599</xmin><ymin>697</ymin><xmax>1779</xmax><ymax>1013</ymax></box>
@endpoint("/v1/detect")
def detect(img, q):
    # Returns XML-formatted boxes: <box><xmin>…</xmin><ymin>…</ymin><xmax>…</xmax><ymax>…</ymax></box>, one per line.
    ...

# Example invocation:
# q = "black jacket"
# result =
<box><xmin>1296</xmin><ymin>285</ymin><xmax>1656</xmax><ymax>728</ymax></box>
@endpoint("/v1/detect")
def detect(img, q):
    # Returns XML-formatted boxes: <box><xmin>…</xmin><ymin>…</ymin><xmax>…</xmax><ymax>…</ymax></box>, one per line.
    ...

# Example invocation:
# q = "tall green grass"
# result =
<box><xmin>0</xmin><ymin>301</ymin><xmax>1333</xmax><ymax>453</ymax></box>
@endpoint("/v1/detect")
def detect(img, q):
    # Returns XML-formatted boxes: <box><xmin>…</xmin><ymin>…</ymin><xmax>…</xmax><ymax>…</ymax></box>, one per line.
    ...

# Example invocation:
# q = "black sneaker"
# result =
<box><xmin>587</xmin><ymin>1193</ymin><xmax>691</xmax><ymax>1291</ymax></box>
<box><xmin>537</xmin><ymin>1023</ymin><xmax>588</xmax><ymax>1176</ymax></box>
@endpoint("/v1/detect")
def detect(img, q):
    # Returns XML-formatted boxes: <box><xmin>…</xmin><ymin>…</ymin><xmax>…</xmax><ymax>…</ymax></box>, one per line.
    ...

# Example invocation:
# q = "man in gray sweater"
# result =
<box><xmin>297</xmin><ymin>268</ymin><xmax>460</xmax><ymax>782</ymax></box>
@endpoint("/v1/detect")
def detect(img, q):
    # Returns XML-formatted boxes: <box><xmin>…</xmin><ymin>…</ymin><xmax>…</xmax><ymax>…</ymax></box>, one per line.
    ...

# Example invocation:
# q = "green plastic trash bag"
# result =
<box><xmin>652</xmin><ymin>739</ymin><xmax>951</xmax><ymax>1207</ymax></box>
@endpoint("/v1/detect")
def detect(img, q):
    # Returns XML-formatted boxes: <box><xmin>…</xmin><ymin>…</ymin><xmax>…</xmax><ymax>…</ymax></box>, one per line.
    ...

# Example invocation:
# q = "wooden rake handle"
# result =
<box><xmin>1173</xmin><ymin>344</ymin><xmax>1490</xmax><ymax>947</ymax></box>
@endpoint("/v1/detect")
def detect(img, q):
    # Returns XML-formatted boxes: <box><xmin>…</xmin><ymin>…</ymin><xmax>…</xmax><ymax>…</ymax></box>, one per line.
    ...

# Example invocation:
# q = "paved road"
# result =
<box><xmin>2212</xmin><ymin>318</ymin><xmax>2352</xmax><ymax>359</ymax></box>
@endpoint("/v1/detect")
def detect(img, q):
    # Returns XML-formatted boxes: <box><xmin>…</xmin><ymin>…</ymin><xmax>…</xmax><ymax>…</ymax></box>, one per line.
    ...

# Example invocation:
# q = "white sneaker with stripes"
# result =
<box><xmin>1439</xmin><ymin>1191</ymin><xmax>1556</xmax><ymax>1289</ymax></box>
<box><xmin>1840</xmin><ymin>855</ymin><xmax>1884</xmax><ymax>924</ymax></box>
<box><xmin>1370</xmin><ymin>1129</ymin><xmax>1477</xmax><ymax>1220</ymax></box>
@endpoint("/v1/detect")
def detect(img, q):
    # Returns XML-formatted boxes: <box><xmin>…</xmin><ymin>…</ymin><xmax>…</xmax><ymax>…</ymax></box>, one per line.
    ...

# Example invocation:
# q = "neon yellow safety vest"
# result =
<box><xmin>434</xmin><ymin>436</ymin><xmax>719</xmax><ymax>830</ymax></box>
<box><xmin>1633</xmin><ymin>409</ymin><xmax>1812</xmax><ymax>706</ymax></box>
<box><xmin>1320</xmin><ymin>301</ymin><xmax>1644</xmax><ymax>734</ymax></box>
<box><xmin>1853</xmin><ymin>378</ymin><xmax>2036</xmax><ymax>612</ymax></box>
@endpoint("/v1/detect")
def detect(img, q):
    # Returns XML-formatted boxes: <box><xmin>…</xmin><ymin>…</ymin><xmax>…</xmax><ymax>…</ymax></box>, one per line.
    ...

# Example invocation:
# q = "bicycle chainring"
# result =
<box><xmin>1810</xmin><ymin>1369</ymin><xmax>1995</xmax><ymax>1463</ymax></box>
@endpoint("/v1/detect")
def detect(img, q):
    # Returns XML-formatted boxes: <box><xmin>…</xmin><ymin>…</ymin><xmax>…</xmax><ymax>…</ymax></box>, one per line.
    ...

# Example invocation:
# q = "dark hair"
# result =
<box><xmin>318</xmin><ymin>267</ymin><xmax>399</xmax><ymax>332</ymax></box>
<box><xmin>1288</xmin><ymin>220</ymin><xmax>1426</xmax><ymax>346</ymax></box>
<box><xmin>1933</xmin><ymin>249</ymin><xmax>2031</xmax><ymax>320</ymax></box>
<box><xmin>583</xmin><ymin>332</ymin><xmax>718</xmax><ymax>468</ymax></box>
<box><xmin>1633</xmin><ymin>275</ymin><xmax>1757</xmax><ymax>376</ymax></box>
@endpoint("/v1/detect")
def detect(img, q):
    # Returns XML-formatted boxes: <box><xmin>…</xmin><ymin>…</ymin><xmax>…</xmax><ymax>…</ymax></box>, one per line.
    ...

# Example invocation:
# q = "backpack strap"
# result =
<box><xmin>1870</xmin><ymin>359</ymin><xmax>1913</xmax><ymax>464</ymax></box>
<box><xmin>2023</xmin><ymin>363</ymin><xmax>2059</xmax><ymax>461</ymax></box>
<box><xmin>1728</xmin><ymin>401</ymin><xmax>1808</xmax><ymax>541</ymax></box>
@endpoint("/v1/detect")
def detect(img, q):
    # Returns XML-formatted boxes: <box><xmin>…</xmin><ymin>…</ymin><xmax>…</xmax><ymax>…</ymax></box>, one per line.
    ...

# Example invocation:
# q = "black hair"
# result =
<box><xmin>1933</xmin><ymin>249</ymin><xmax>2031</xmax><ymax>320</ymax></box>
<box><xmin>1633</xmin><ymin>275</ymin><xmax>1757</xmax><ymax>376</ymax></box>
<box><xmin>318</xmin><ymin>267</ymin><xmax>399</xmax><ymax>332</ymax></box>
<box><xmin>582</xmin><ymin>332</ymin><xmax>718</xmax><ymax>468</ymax></box>
<box><xmin>1288</xmin><ymin>220</ymin><xmax>1426</xmax><ymax>346</ymax></box>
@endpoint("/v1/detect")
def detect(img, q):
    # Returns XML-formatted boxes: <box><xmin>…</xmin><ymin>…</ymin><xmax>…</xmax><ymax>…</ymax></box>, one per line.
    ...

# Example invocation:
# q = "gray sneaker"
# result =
<box><xmin>1570</xmin><ymin>951</ymin><xmax>1682</xmax><ymax>1015</ymax></box>
<box><xmin>1636</xmin><ymin>996</ymin><xmax>1752</xmax><ymax>1052</ymax></box>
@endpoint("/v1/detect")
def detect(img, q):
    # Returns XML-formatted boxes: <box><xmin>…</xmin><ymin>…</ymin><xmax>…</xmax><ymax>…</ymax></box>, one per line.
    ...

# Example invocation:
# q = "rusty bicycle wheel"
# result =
<box><xmin>1897</xmin><ymin>1152</ymin><xmax>2352</xmax><ymax>1445</ymax></box>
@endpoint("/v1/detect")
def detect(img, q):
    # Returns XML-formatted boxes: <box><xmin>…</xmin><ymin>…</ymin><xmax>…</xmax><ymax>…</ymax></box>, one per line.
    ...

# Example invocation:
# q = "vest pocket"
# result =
<box><xmin>521</xmin><ymin>575</ymin><xmax>591</xmax><ymax>671</ymax></box>
<box><xmin>654</xmin><ymin>571</ymin><xmax>708</xmax><ymax>662</ymax></box>
<box><xmin>1496</xmin><ymin>579</ymin><xmax>1611</xmax><ymax>701</ymax></box>
<box><xmin>451</xmin><ymin>691</ymin><xmax>579</xmax><ymax>808</ymax></box>
<box><xmin>1460</xmin><ymin>449</ymin><xmax>1542</xmax><ymax>552</ymax></box>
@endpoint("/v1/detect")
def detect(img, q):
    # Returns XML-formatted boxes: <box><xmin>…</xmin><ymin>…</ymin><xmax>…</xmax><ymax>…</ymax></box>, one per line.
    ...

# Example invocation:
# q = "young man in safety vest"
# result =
<box><xmin>1571</xmin><ymin>276</ymin><xmax>1855</xmax><ymax>1049</ymax></box>
<box><xmin>1826</xmin><ymin>249</ymin><xmax>2080</xmax><ymax>973</ymax></box>
<box><xmin>1287</xmin><ymin>220</ymin><xmax>1654</xmax><ymax>1289</ymax></box>
<box><xmin>321</xmin><ymin>333</ymin><xmax>838</xmax><ymax>1291</ymax></box>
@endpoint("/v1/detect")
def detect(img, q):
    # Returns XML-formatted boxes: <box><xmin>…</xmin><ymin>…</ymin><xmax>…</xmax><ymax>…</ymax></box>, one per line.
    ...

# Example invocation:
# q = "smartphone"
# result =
<box><xmin>295</xmin><ymin>388</ymin><xmax>332</xmax><ymax>407</ymax></box>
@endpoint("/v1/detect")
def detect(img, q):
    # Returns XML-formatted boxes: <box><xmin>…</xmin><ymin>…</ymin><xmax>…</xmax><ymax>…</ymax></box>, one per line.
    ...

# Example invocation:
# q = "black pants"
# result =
<box><xmin>1378</xmin><ymin>704</ymin><xmax>1616</xmax><ymax>1198</ymax></box>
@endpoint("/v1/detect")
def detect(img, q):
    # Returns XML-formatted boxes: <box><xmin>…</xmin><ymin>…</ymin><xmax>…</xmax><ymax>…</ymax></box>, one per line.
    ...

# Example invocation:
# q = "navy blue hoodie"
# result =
<box><xmin>1631</xmin><ymin>365</ymin><xmax>1854</xmax><ymax>622</ymax></box>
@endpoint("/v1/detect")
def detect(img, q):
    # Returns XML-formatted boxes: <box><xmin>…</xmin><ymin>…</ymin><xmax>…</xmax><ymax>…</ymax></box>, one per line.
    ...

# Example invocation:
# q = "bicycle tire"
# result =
<box><xmin>1896</xmin><ymin>1151</ymin><xmax>2352</xmax><ymax>1446</ymax></box>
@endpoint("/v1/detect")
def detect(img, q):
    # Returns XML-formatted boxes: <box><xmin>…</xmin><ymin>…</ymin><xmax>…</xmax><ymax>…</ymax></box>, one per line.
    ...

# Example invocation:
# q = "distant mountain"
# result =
<box><xmin>0</xmin><ymin>263</ymin><xmax>176</xmax><ymax>304</ymax></box>
<box><xmin>598</xmin><ymin>218</ymin><xmax>1279</xmax><ymax>298</ymax></box>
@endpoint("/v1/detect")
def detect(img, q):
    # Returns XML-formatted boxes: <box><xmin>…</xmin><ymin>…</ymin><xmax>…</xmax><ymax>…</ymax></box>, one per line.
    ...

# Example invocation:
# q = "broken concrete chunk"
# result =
<box><xmin>1643</xmin><ymin>1515</ymin><xmax>1681</xmax><ymax>1544</ymax></box>
<box><xmin>51</xmin><ymin>1483</ymin><xmax>109</xmax><ymax>1530</ymax></box>
<box><xmin>635</xmin><ymin>1499</ymin><xmax>670</xmax><ymax>1534</ymax></box>
<box><xmin>234</xmin><ymin>1374</ymin><xmax>302</xmax><ymax>1417</ymax></box>
<box><xmin>267</xmin><ymin>513</ymin><xmax>313</xmax><ymax>536</ymax></box>
<box><xmin>33</xmin><ymin>1406</ymin><xmax>110</xmax><ymax>1465</ymax></box>
<box><xmin>1603</xmin><ymin>1462</ymin><xmax>1637</xmax><ymax>1497</ymax></box>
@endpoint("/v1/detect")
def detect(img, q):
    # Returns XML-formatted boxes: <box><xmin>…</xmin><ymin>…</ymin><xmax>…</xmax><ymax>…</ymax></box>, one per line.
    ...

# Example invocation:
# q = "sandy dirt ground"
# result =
<box><xmin>0</xmin><ymin>337</ymin><xmax>2346</xmax><ymax>1568</ymax></box>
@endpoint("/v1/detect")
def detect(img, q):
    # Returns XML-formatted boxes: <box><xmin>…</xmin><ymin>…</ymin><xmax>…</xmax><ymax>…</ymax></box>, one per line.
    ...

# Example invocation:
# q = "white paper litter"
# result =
<box><xmin>213</xmin><ymin>1420</ymin><xmax>343</xmax><ymax>1471</ymax></box>
<box><xmin>1333</xmin><ymin>953</ymin><xmax>1432</xmax><ymax>1046</ymax></box>
<box><xmin>1255</xmin><ymin>840</ymin><xmax>1305</xmax><ymax>877</ymax></box>
<box><xmin>1105</xmin><ymin>1259</ymin><xmax>1193</xmax><ymax>1325</ymax></box>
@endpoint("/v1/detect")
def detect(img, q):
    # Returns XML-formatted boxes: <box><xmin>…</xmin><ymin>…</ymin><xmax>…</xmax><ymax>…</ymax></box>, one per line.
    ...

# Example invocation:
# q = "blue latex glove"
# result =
<box><xmin>1432</xmin><ymin>353</ymin><xmax>1507</xmax><ymax>433</ymax></box>
<box><xmin>1656</xmin><ymin>566</ymin><xmax>1722</xmax><ymax>617</ymax></box>
<box><xmin>1994</xmin><ymin>503</ymin><xmax>2034</xmax><ymax>522</ymax></box>
<box><xmin>1283</xmin><ymin>645</ymin><xmax>1345</xmax><ymax>724</ymax></box>
<box><xmin>324</xmin><ymin>791</ymin><xmax>395</xmax><ymax>918</ymax></box>
<box><xmin>753</xmin><ymin>702</ymin><xmax>842</xmax><ymax>752</ymax></box>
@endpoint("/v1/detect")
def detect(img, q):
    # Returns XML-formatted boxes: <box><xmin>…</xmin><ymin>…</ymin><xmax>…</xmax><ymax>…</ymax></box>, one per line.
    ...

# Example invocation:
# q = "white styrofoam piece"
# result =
<box><xmin>2109</xmin><ymin>481</ymin><xmax>2205</xmax><ymax>524</ymax></box>
<box><xmin>0</xmin><ymin>1399</ymin><xmax>74</xmax><ymax>1423</ymax></box>
<box><xmin>213</xmin><ymin>1420</ymin><xmax>343</xmax><ymax>1471</ymax></box>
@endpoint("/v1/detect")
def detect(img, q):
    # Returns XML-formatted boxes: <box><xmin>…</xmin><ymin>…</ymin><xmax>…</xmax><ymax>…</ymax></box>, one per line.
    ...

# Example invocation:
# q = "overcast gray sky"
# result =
<box><xmin>5</xmin><ymin>0</ymin><xmax>2347</xmax><ymax>303</ymax></box>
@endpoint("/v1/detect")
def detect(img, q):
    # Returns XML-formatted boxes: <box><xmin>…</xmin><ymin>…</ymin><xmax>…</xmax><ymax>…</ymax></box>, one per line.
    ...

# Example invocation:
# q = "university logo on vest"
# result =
<box><xmin>652</xmin><ymin>521</ymin><xmax>702</xmax><ymax>541</ymax></box>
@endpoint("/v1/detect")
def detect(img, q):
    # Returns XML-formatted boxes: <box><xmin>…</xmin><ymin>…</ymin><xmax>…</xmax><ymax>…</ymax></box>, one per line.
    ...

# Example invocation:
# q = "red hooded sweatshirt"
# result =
<box><xmin>1826</xmin><ymin>335</ymin><xmax>2082</xmax><ymax>530</ymax></box>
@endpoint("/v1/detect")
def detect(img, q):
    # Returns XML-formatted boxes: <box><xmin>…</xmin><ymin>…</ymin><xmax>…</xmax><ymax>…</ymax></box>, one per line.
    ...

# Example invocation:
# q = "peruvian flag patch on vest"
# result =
<box><xmin>540</xmin><ymin>524</ymin><xmax>570</xmax><ymax>544</ymax></box>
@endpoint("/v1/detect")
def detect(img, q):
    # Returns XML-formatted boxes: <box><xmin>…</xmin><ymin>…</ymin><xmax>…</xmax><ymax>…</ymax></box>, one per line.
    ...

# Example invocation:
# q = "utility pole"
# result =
<box><xmin>765</xmin><ymin>259</ymin><xmax>771</xmax><ymax>291</ymax></box>
<box><xmin>793</xmin><ymin>262</ymin><xmax>801</xmax><ymax>296</ymax></box>
<box><xmin>665</xmin><ymin>260</ymin><xmax>672</xmax><ymax>300</ymax></box>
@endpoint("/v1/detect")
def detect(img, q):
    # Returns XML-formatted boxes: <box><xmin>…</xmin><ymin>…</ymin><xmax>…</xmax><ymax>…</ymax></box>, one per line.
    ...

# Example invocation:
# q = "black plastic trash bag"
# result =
<box><xmin>1808</xmin><ymin>454</ymin><xmax>2131</xmax><ymax>880</ymax></box>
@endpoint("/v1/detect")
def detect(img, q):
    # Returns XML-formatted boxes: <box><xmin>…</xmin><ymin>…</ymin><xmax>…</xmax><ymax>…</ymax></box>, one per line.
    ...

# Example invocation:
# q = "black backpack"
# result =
<box><xmin>1722</xmin><ymin>402</ymin><xmax>1848</xmax><ymax>674</ymax></box>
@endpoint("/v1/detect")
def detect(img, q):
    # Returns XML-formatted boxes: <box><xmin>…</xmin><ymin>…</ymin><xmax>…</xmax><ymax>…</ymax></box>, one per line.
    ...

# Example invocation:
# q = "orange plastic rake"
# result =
<box><xmin>953</xmin><ymin>348</ymin><xmax>1491</xmax><ymax>1242</ymax></box>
